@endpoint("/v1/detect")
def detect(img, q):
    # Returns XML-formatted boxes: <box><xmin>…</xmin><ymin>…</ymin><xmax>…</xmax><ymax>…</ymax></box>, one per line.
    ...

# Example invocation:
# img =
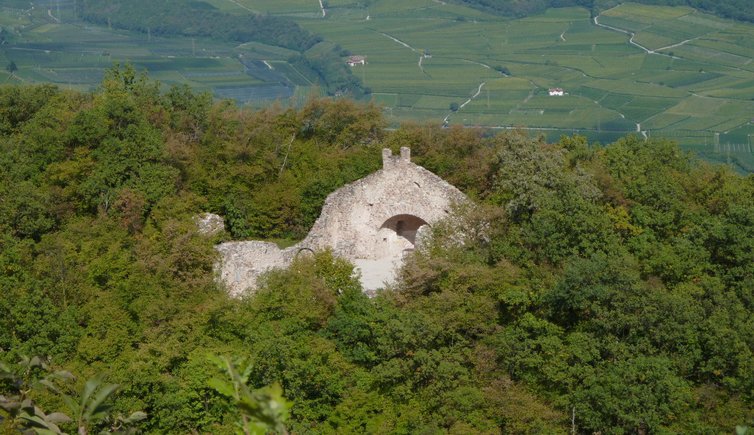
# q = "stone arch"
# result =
<box><xmin>380</xmin><ymin>214</ymin><xmax>429</xmax><ymax>244</ymax></box>
<box><xmin>375</xmin><ymin>214</ymin><xmax>429</xmax><ymax>259</ymax></box>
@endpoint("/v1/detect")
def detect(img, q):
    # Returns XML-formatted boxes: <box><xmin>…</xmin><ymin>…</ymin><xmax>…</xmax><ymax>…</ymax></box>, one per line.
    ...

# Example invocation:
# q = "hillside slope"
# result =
<box><xmin>1</xmin><ymin>70</ymin><xmax>752</xmax><ymax>433</ymax></box>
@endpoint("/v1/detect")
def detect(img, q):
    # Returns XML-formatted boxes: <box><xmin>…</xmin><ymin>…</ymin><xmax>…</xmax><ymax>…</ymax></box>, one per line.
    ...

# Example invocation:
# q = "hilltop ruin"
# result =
<box><xmin>216</xmin><ymin>147</ymin><xmax>467</xmax><ymax>296</ymax></box>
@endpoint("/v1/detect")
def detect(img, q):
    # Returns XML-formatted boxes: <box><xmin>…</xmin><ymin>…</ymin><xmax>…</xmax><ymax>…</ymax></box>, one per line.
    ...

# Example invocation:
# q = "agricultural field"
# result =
<box><xmin>0</xmin><ymin>2</ymin><xmax>311</xmax><ymax>105</ymax></box>
<box><xmin>295</xmin><ymin>0</ymin><xmax>754</xmax><ymax>169</ymax></box>
<box><xmin>2</xmin><ymin>1</ymin><xmax>754</xmax><ymax>169</ymax></box>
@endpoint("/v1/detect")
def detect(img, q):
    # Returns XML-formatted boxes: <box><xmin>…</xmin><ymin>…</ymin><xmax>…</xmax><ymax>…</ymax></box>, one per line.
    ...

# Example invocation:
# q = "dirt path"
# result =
<box><xmin>592</xmin><ymin>16</ymin><xmax>748</xmax><ymax>82</ymax></box>
<box><xmin>379</xmin><ymin>32</ymin><xmax>426</xmax><ymax>74</ymax></box>
<box><xmin>655</xmin><ymin>37</ymin><xmax>698</xmax><ymax>52</ymax></box>
<box><xmin>318</xmin><ymin>0</ymin><xmax>326</xmax><ymax>17</ymax></box>
<box><xmin>522</xmin><ymin>82</ymin><xmax>536</xmax><ymax>103</ymax></box>
<box><xmin>462</xmin><ymin>59</ymin><xmax>494</xmax><ymax>71</ymax></box>
<box><xmin>227</xmin><ymin>0</ymin><xmax>254</xmax><ymax>13</ymax></box>
<box><xmin>47</xmin><ymin>8</ymin><xmax>60</xmax><ymax>23</ymax></box>
<box><xmin>443</xmin><ymin>81</ymin><xmax>486</xmax><ymax>123</ymax></box>
<box><xmin>461</xmin><ymin>82</ymin><xmax>486</xmax><ymax>110</ymax></box>
<box><xmin>593</xmin><ymin>14</ymin><xmax>655</xmax><ymax>54</ymax></box>
<box><xmin>380</xmin><ymin>32</ymin><xmax>419</xmax><ymax>53</ymax></box>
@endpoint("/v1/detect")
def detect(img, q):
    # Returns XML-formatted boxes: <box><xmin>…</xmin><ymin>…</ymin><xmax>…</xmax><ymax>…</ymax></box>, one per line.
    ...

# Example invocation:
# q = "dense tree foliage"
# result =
<box><xmin>451</xmin><ymin>0</ymin><xmax>754</xmax><ymax>22</ymax></box>
<box><xmin>290</xmin><ymin>47</ymin><xmax>372</xmax><ymax>99</ymax></box>
<box><xmin>448</xmin><ymin>0</ymin><xmax>590</xmax><ymax>18</ymax></box>
<box><xmin>1</xmin><ymin>68</ymin><xmax>753</xmax><ymax>433</ymax></box>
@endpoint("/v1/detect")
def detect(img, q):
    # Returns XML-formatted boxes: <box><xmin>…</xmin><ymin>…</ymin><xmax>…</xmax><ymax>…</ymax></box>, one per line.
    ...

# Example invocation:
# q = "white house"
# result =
<box><xmin>549</xmin><ymin>87</ymin><xmax>564</xmax><ymax>96</ymax></box>
<box><xmin>346</xmin><ymin>55</ymin><xmax>367</xmax><ymax>66</ymax></box>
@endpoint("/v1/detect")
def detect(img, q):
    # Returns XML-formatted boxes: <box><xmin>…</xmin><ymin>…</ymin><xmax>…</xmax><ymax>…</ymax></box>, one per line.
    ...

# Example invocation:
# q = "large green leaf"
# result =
<box><xmin>207</xmin><ymin>377</ymin><xmax>235</xmax><ymax>398</ymax></box>
<box><xmin>45</xmin><ymin>413</ymin><xmax>71</xmax><ymax>424</ymax></box>
<box><xmin>84</xmin><ymin>382</ymin><xmax>118</xmax><ymax>423</ymax></box>
<box><xmin>122</xmin><ymin>411</ymin><xmax>147</xmax><ymax>425</ymax></box>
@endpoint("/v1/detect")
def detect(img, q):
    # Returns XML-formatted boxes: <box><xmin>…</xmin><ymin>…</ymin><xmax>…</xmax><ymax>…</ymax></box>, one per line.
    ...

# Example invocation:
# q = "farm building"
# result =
<box><xmin>346</xmin><ymin>55</ymin><xmax>367</xmax><ymax>66</ymax></box>
<box><xmin>549</xmin><ymin>88</ymin><xmax>564</xmax><ymax>96</ymax></box>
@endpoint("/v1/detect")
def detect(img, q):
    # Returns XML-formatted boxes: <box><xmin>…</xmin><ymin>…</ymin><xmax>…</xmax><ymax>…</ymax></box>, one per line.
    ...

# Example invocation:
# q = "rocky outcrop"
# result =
<box><xmin>216</xmin><ymin>147</ymin><xmax>467</xmax><ymax>296</ymax></box>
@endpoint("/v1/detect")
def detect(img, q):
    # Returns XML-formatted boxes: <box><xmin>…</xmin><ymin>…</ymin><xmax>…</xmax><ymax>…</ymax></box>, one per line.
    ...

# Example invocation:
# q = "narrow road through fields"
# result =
<box><xmin>593</xmin><ymin>14</ymin><xmax>654</xmax><ymax>54</ymax></box>
<box><xmin>379</xmin><ymin>32</ymin><xmax>418</xmax><ymax>53</ymax></box>
<box><xmin>461</xmin><ymin>82</ymin><xmax>486</xmax><ymax>110</ymax></box>
<box><xmin>378</xmin><ymin>32</ymin><xmax>427</xmax><ymax>75</ymax></box>
<box><xmin>462</xmin><ymin>59</ymin><xmax>493</xmax><ymax>70</ymax></box>
<box><xmin>594</xmin><ymin>6</ymin><xmax>725</xmax><ymax>59</ymax></box>
<box><xmin>655</xmin><ymin>37</ymin><xmax>698</xmax><ymax>52</ymax></box>
<box><xmin>226</xmin><ymin>0</ymin><xmax>254</xmax><ymax>13</ymax></box>
<box><xmin>523</xmin><ymin>82</ymin><xmax>536</xmax><ymax>104</ymax></box>
<box><xmin>318</xmin><ymin>0</ymin><xmax>326</xmax><ymax>17</ymax></box>
<box><xmin>443</xmin><ymin>82</ymin><xmax>486</xmax><ymax>124</ymax></box>
<box><xmin>47</xmin><ymin>8</ymin><xmax>60</xmax><ymax>23</ymax></box>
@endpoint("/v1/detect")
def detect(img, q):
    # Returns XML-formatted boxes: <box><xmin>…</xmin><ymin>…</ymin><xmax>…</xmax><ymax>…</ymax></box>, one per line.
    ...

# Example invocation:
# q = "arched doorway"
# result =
<box><xmin>356</xmin><ymin>214</ymin><xmax>430</xmax><ymax>290</ymax></box>
<box><xmin>381</xmin><ymin>214</ymin><xmax>428</xmax><ymax>244</ymax></box>
<box><xmin>376</xmin><ymin>214</ymin><xmax>429</xmax><ymax>259</ymax></box>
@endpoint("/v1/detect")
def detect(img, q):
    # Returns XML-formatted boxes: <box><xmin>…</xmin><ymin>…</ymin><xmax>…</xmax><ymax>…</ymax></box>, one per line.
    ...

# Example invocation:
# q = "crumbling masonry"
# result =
<box><xmin>216</xmin><ymin>147</ymin><xmax>467</xmax><ymax>296</ymax></box>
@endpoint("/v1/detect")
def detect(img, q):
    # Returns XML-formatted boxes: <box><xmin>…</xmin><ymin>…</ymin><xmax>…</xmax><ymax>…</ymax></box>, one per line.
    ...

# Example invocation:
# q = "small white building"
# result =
<box><xmin>346</xmin><ymin>55</ymin><xmax>367</xmax><ymax>66</ymax></box>
<box><xmin>549</xmin><ymin>87</ymin><xmax>564</xmax><ymax>96</ymax></box>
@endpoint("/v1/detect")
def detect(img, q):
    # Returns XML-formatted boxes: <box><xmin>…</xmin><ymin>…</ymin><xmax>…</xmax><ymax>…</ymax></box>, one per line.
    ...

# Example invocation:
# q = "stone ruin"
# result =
<box><xmin>216</xmin><ymin>147</ymin><xmax>468</xmax><ymax>296</ymax></box>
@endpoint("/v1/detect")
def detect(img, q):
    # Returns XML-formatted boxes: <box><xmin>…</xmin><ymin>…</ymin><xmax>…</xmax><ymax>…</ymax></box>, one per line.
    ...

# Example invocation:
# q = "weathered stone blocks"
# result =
<box><xmin>216</xmin><ymin>147</ymin><xmax>467</xmax><ymax>296</ymax></box>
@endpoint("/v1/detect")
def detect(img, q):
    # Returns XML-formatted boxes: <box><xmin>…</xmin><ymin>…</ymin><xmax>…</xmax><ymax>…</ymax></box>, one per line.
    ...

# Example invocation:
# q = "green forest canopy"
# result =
<box><xmin>0</xmin><ymin>67</ymin><xmax>753</xmax><ymax>433</ymax></box>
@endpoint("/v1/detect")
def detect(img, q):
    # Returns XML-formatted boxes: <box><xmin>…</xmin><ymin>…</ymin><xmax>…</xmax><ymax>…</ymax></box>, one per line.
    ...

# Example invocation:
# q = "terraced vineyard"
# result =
<box><xmin>0</xmin><ymin>1</ymin><xmax>313</xmax><ymax>106</ymax></box>
<box><xmin>300</xmin><ymin>1</ymin><xmax>754</xmax><ymax>169</ymax></box>
<box><xmin>2</xmin><ymin>1</ymin><xmax>754</xmax><ymax>169</ymax></box>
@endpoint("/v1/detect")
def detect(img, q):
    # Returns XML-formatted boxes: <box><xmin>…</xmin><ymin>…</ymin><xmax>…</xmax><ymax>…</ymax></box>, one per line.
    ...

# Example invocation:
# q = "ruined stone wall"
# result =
<box><xmin>216</xmin><ymin>147</ymin><xmax>467</xmax><ymax>296</ymax></box>
<box><xmin>216</xmin><ymin>241</ymin><xmax>298</xmax><ymax>297</ymax></box>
